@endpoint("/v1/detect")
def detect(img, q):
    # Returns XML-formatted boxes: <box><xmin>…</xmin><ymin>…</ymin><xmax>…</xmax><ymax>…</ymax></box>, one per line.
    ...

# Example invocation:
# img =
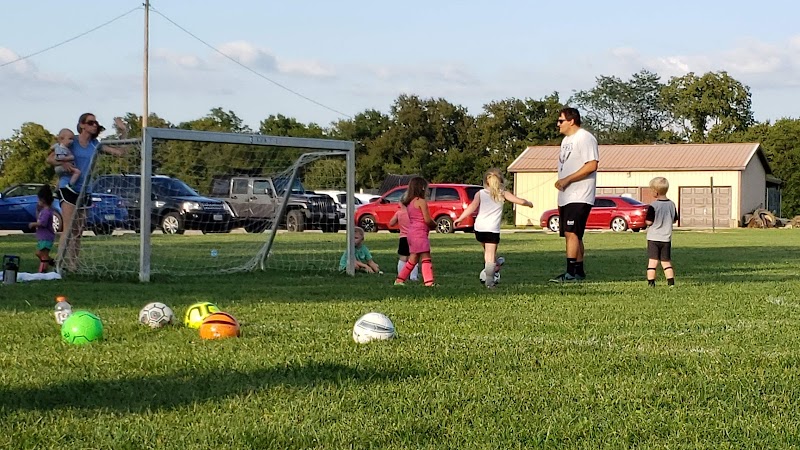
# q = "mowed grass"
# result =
<box><xmin>2</xmin><ymin>229</ymin><xmax>800</xmax><ymax>449</ymax></box>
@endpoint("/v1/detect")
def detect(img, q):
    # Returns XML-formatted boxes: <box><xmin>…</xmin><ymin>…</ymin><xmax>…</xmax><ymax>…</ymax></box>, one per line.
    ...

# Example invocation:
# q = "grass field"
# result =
<box><xmin>2</xmin><ymin>229</ymin><xmax>800</xmax><ymax>449</ymax></box>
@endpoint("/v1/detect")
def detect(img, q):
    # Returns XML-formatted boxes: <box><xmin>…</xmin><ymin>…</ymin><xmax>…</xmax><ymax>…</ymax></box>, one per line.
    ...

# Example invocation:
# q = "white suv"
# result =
<box><xmin>314</xmin><ymin>190</ymin><xmax>363</xmax><ymax>226</ymax></box>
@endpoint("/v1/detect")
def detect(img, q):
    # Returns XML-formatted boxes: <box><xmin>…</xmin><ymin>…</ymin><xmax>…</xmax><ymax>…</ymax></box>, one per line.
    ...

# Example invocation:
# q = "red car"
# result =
<box><xmin>539</xmin><ymin>196</ymin><xmax>649</xmax><ymax>232</ymax></box>
<box><xmin>355</xmin><ymin>183</ymin><xmax>483</xmax><ymax>233</ymax></box>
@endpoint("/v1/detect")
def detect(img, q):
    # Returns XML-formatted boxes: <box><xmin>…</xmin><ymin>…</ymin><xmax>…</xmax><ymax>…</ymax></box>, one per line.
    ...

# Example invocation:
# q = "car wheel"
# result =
<box><xmin>160</xmin><ymin>212</ymin><xmax>185</xmax><ymax>235</ymax></box>
<box><xmin>321</xmin><ymin>222</ymin><xmax>340</xmax><ymax>233</ymax></box>
<box><xmin>436</xmin><ymin>216</ymin><xmax>454</xmax><ymax>234</ymax></box>
<box><xmin>92</xmin><ymin>224</ymin><xmax>114</xmax><ymax>236</ymax></box>
<box><xmin>286</xmin><ymin>210</ymin><xmax>305</xmax><ymax>232</ymax></box>
<box><xmin>611</xmin><ymin>217</ymin><xmax>628</xmax><ymax>232</ymax></box>
<box><xmin>358</xmin><ymin>214</ymin><xmax>377</xmax><ymax>233</ymax></box>
<box><xmin>547</xmin><ymin>215</ymin><xmax>560</xmax><ymax>232</ymax></box>
<box><xmin>52</xmin><ymin>211</ymin><xmax>63</xmax><ymax>233</ymax></box>
<box><xmin>244</xmin><ymin>220</ymin><xmax>268</xmax><ymax>233</ymax></box>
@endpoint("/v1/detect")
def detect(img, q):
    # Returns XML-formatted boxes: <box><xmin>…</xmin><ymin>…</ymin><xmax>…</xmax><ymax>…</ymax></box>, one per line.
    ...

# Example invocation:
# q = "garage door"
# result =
<box><xmin>596</xmin><ymin>187</ymin><xmax>640</xmax><ymax>200</ymax></box>
<box><xmin>679</xmin><ymin>187</ymin><xmax>732</xmax><ymax>227</ymax></box>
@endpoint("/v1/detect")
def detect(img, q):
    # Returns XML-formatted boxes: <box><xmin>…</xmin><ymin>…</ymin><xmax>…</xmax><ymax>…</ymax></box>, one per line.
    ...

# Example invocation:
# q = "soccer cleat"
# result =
<box><xmin>574</xmin><ymin>273</ymin><xmax>585</xmax><ymax>281</ymax></box>
<box><xmin>549</xmin><ymin>273</ymin><xmax>578</xmax><ymax>283</ymax></box>
<box><xmin>496</xmin><ymin>256</ymin><xmax>505</xmax><ymax>267</ymax></box>
<box><xmin>393</xmin><ymin>280</ymin><xmax>406</xmax><ymax>286</ymax></box>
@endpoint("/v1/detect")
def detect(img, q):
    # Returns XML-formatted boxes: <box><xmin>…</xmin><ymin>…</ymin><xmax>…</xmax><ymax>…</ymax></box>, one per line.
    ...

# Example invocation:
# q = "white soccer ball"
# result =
<box><xmin>352</xmin><ymin>312</ymin><xmax>396</xmax><ymax>344</ymax></box>
<box><xmin>479</xmin><ymin>269</ymin><xmax>501</xmax><ymax>285</ymax></box>
<box><xmin>138</xmin><ymin>302</ymin><xmax>176</xmax><ymax>328</ymax></box>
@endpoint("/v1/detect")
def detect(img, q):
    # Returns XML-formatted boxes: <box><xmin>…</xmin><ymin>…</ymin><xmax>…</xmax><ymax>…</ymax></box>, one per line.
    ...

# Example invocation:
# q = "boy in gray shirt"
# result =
<box><xmin>645</xmin><ymin>177</ymin><xmax>678</xmax><ymax>287</ymax></box>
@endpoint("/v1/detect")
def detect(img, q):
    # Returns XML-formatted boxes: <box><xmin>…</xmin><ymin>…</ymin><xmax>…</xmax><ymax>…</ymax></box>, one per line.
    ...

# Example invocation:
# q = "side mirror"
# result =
<box><xmin>380</xmin><ymin>198</ymin><xmax>389</xmax><ymax>204</ymax></box>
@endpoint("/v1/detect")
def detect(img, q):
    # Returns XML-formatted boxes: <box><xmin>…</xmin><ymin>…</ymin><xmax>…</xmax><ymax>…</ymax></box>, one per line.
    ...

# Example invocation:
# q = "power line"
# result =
<box><xmin>149</xmin><ymin>6</ymin><xmax>352</xmax><ymax>120</ymax></box>
<box><xmin>0</xmin><ymin>7</ymin><xmax>142</xmax><ymax>69</ymax></box>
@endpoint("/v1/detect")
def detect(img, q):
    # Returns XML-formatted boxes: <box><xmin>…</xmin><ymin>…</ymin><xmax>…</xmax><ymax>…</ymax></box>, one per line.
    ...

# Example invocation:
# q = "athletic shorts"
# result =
<box><xmin>37</xmin><ymin>240</ymin><xmax>54</xmax><ymax>251</ymax></box>
<box><xmin>475</xmin><ymin>231</ymin><xmax>500</xmax><ymax>244</ymax></box>
<box><xmin>397</xmin><ymin>237</ymin><xmax>410</xmax><ymax>257</ymax></box>
<box><xmin>647</xmin><ymin>240</ymin><xmax>672</xmax><ymax>261</ymax></box>
<box><xmin>58</xmin><ymin>187</ymin><xmax>92</xmax><ymax>208</ymax></box>
<box><xmin>558</xmin><ymin>203</ymin><xmax>593</xmax><ymax>239</ymax></box>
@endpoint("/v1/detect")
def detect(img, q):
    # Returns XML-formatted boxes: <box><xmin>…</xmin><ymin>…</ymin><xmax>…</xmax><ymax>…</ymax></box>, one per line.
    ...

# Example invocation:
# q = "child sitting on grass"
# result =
<box><xmin>339</xmin><ymin>226</ymin><xmax>382</xmax><ymax>274</ymax></box>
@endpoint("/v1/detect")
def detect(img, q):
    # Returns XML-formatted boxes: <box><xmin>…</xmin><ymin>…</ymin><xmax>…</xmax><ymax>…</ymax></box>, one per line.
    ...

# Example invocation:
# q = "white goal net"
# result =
<box><xmin>58</xmin><ymin>128</ymin><xmax>357</xmax><ymax>281</ymax></box>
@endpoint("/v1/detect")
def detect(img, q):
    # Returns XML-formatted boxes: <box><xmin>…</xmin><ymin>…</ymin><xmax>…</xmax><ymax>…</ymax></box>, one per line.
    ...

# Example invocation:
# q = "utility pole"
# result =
<box><xmin>143</xmin><ymin>0</ymin><xmax>150</xmax><ymax>128</ymax></box>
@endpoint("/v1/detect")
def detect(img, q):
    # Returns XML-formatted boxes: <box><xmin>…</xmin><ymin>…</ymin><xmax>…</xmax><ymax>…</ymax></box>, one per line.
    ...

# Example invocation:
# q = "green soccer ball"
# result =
<box><xmin>183</xmin><ymin>302</ymin><xmax>220</xmax><ymax>329</ymax></box>
<box><xmin>61</xmin><ymin>311</ymin><xmax>104</xmax><ymax>345</ymax></box>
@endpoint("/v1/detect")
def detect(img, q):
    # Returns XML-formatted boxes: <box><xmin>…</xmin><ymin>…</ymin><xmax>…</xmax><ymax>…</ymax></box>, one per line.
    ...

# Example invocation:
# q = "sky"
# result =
<box><xmin>1</xmin><ymin>0</ymin><xmax>799</xmax><ymax>140</ymax></box>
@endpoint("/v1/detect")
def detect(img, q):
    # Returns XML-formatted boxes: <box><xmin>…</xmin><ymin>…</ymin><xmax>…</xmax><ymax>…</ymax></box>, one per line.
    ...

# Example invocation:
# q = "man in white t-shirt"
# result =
<box><xmin>550</xmin><ymin>107</ymin><xmax>599</xmax><ymax>283</ymax></box>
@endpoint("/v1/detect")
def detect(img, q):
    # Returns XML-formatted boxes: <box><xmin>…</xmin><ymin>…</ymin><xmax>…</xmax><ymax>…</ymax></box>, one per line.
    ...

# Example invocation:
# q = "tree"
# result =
<box><xmin>331</xmin><ymin>110</ymin><xmax>391</xmax><ymax>188</ymax></box>
<box><xmin>737</xmin><ymin>119</ymin><xmax>800</xmax><ymax>217</ymax></box>
<box><xmin>571</xmin><ymin>70</ymin><xmax>671</xmax><ymax>144</ymax></box>
<box><xmin>662</xmin><ymin>71</ymin><xmax>754</xmax><ymax>142</ymax></box>
<box><xmin>0</xmin><ymin>123</ymin><xmax>55</xmax><ymax>187</ymax></box>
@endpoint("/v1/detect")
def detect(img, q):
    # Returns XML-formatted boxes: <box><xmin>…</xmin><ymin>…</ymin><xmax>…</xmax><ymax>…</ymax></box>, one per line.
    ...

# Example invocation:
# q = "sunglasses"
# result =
<box><xmin>84</xmin><ymin>120</ymin><xmax>99</xmax><ymax>126</ymax></box>
<box><xmin>557</xmin><ymin>119</ymin><xmax>568</xmax><ymax>124</ymax></box>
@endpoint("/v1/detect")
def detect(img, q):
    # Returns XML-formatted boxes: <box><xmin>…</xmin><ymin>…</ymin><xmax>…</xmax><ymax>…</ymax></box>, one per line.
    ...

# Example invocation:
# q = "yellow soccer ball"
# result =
<box><xmin>183</xmin><ymin>302</ymin><xmax>220</xmax><ymax>329</ymax></box>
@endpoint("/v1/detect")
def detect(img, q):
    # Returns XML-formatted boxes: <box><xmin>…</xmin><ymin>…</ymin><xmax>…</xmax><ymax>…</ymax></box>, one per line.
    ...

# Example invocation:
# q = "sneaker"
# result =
<box><xmin>549</xmin><ymin>273</ymin><xmax>578</xmax><ymax>283</ymax></box>
<box><xmin>393</xmin><ymin>280</ymin><xmax>406</xmax><ymax>286</ymax></box>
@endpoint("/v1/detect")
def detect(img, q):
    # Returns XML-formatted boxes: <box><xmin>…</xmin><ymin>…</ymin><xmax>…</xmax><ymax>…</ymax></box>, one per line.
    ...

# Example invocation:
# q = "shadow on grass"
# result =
<box><xmin>0</xmin><ymin>361</ymin><xmax>423</xmax><ymax>413</ymax></box>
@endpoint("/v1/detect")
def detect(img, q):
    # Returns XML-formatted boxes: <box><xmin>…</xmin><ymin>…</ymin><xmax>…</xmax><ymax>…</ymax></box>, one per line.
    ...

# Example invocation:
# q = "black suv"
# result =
<box><xmin>91</xmin><ymin>174</ymin><xmax>234</xmax><ymax>234</ymax></box>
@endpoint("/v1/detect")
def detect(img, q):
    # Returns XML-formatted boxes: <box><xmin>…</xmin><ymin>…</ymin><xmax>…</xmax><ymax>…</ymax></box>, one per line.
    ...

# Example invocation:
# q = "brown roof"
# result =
<box><xmin>508</xmin><ymin>143</ymin><xmax>771</xmax><ymax>174</ymax></box>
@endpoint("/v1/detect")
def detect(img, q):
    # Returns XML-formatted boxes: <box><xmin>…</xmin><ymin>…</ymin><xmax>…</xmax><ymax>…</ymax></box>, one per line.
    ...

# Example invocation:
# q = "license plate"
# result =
<box><xmin>213</xmin><ymin>214</ymin><xmax>223</xmax><ymax>221</ymax></box>
<box><xmin>104</xmin><ymin>214</ymin><xmax>115</xmax><ymax>220</ymax></box>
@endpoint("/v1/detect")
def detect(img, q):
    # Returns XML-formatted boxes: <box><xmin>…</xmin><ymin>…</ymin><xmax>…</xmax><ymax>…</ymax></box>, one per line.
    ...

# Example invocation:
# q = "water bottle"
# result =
<box><xmin>54</xmin><ymin>296</ymin><xmax>72</xmax><ymax>325</ymax></box>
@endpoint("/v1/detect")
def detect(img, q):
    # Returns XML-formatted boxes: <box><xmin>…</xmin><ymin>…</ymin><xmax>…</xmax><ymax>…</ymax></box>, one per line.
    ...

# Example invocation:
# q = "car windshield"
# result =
<box><xmin>152</xmin><ymin>178</ymin><xmax>199</xmax><ymax>197</ymax></box>
<box><xmin>273</xmin><ymin>177</ymin><xmax>305</xmax><ymax>195</ymax></box>
<box><xmin>620</xmin><ymin>197</ymin><xmax>645</xmax><ymax>205</ymax></box>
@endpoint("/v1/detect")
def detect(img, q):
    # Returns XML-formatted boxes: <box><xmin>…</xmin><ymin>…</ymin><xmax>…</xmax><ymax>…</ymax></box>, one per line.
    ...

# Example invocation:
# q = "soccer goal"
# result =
<box><xmin>60</xmin><ymin>128</ymin><xmax>357</xmax><ymax>281</ymax></box>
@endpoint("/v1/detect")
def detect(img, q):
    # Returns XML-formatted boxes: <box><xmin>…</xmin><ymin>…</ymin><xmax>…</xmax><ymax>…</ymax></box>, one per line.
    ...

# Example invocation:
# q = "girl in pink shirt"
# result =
<box><xmin>389</xmin><ymin>203</ymin><xmax>419</xmax><ymax>281</ymax></box>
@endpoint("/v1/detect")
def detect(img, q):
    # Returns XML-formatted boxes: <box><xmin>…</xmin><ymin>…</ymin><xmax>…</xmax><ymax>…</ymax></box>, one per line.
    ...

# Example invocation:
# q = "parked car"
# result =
<box><xmin>90</xmin><ymin>174</ymin><xmax>234</xmax><ymax>234</ymax></box>
<box><xmin>209</xmin><ymin>176</ymin><xmax>339</xmax><ymax>233</ymax></box>
<box><xmin>354</xmin><ymin>183</ymin><xmax>483</xmax><ymax>234</ymax></box>
<box><xmin>354</xmin><ymin>193</ymin><xmax>381</xmax><ymax>204</ymax></box>
<box><xmin>314</xmin><ymin>189</ymin><xmax>363</xmax><ymax>226</ymax></box>
<box><xmin>539</xmin><ymin>196</ymin><xmax>649</xmax><ymax>233</ymax></box>
<box><xmin>0</xmin><ymin>183</ymin><xmax>128</xmax><ymax>235</ymax></box>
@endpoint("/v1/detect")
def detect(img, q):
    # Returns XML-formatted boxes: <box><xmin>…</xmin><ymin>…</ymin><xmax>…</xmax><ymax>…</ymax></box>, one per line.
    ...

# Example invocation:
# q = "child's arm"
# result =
<box><xmin>503</xmin><ymin>191</ymin><xmax>533</xmax><ymax>208</ymax></box>
<box><xmin>645</xmin><ymin>205</ymin><xmax>655</xmax><ymax>226</ymax></box>
<box><xmin>416</xmin><ymin>198</ymin><xmax>435</xmax><ymax>229</ymax></box>
<box><xmin>389</xmin><ymin>210</ymin><xmax>400</xmax><ymax>227</ymax></box>
<box><xmin>454</xmin><ymin>192</ymin><xmax>480</xmax><ymax>225</ymax></box>
<box><xmin>367</xmin><ymin>259</ymin><xmax>381</xmax><ymax>274</ymax></box>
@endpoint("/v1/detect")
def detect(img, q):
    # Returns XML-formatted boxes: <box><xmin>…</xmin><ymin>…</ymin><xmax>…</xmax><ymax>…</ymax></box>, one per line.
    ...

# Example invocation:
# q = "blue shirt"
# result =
<box><xmin>58</xmin><ymin>138</ymin><xmax>99</xmax><ymax>190</ymax></box>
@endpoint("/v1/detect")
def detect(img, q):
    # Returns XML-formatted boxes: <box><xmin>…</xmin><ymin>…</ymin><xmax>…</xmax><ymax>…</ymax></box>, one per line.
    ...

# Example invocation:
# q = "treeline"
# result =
<box><xmin>2</xmin><ymin>69</ymin><xmax>800</xmax><ymax>215</ymax></box>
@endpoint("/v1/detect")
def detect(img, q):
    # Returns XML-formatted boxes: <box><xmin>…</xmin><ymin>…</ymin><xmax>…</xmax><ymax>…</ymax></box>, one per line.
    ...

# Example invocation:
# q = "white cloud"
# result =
<box><xmin>0</xmin><ymin>47</ymin><xmax>80</xmax><ymax>93</ymax></box>
<box><xmin>608</xmin><ymin>35</ymin><xmax>800</xmax><ymax>89</ymax></box>
<box><xmin>152</xmin><ymin>48</ymin><xmax>209</xmax><ymax>70</ymax></box>
<box><xmin>152</xmin><ymin>41</ymin><xmax>335</xmax><ymax>78</ymax></box>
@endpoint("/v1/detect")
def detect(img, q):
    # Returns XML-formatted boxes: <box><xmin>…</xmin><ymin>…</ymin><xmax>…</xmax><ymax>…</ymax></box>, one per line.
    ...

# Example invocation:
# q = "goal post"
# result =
<box><xmin>62</xmin><ymin>128</ymin><xmax>357</xmax><ymax>282</ymax></box>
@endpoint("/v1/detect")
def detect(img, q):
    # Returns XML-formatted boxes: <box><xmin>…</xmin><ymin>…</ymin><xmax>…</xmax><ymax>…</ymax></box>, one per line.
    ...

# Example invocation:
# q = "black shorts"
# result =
<box><xmin>647</xmin><ymin>241</ymin><xmax>672</xmax><ymax>261</ymax></box>
<box><xmin>397</xmin><ymin>237</ymin><xmax>410</xmax><ymax>257</ymax></box>
<box><xmin>475</xmin><ymin>231</ymin><xmax>500</xmax><ymax>244</ymax></box>
<box><xmin>558</xmin><ymin>203</ymin><xmax>593</xmax><ymax>239</ymax></box>
<box><xmin>58</xmin><ymin>187</ymin><xmax>92</xmax><ymax>208</ymax></box>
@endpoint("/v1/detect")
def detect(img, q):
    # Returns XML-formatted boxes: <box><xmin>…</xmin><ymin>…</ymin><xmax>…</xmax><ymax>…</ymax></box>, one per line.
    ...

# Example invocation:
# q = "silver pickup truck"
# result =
<box><xmin>211</xmin><ymin>176</ymin><xmax>340</xmax><ymax>233</ymax></box>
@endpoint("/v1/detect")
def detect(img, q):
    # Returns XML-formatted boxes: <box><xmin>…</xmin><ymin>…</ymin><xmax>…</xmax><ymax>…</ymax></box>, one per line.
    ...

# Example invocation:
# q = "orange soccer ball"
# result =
<box><xmin>198</xmin><ymin>312</ymin><xmax>241</xmax><ymax>340</ymax></box>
